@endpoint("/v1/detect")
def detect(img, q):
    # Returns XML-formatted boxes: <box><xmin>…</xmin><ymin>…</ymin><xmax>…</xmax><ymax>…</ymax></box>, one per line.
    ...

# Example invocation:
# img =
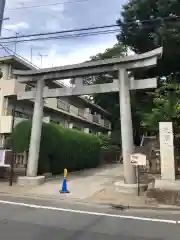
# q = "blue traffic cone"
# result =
<box><xmin>60</xmin><ymin>178</ymin><xmax>70</xmax><ymax>193</ymax></box>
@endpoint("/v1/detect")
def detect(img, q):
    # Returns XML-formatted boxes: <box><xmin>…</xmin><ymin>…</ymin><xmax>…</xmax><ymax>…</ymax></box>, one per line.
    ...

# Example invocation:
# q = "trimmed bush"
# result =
<box><xmin>11</xmin><ymin>120</ymin><xmax>101</xmax><ymax>174</ymax></box>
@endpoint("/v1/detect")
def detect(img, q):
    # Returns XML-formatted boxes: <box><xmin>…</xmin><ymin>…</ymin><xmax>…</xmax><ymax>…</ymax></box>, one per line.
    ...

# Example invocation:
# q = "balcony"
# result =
<box><xmin>0</xmin><ymin>80</ymin><xmax>111</xmax><ymax>130</ymax></box>
<box><xmin>0</xmin><ymin>79</ymin><xmax>25</xmax><ymax>96</ymax></box>
<box><xmin>57</xmin><ymin>99</ymin><xmax>70</xmax><ymax>112</ymax></box>
<box><xmin>0</xmin><ymin>116</ymin><xmax>27</xmax><ymax>134</ymax></box>
<box><xmin>0</xmin><ymin>114</ymin><xmax>111</xmax><ymax>135</ymax></box>
<box><xmin>78</xmin><ymin>108</ymin><xmax>85</xmax><ymax>118</ymax></box>
<box><xmin>42</xmin><ymin>99</ymin><xmax>112</xmax><ymax>130</ymax></box>
<box><xmin>92</xmin><ymin>115</ymin><xmax>100</xmax><ymax>124</ymax></box>
<box><xmin>0</xmin><ymin>116</ymin><xmax>13</xmax><ymax>133</ymax></box>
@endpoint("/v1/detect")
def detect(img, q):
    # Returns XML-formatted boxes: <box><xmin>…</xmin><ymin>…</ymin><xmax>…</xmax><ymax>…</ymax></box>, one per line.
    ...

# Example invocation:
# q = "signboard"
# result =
<box><xmin>130</xmin><ymin>153</ymin><xmax>147</xmax><ymax>196</ymax></box>
<box><xmin>130</xmin><ymin>153</ymin><xmax>146</xmax><ymax>166</ymax></box>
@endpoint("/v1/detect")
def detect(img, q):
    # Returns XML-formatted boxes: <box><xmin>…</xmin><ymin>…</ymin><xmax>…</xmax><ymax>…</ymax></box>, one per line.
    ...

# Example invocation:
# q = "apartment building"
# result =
<box><xmin>0</xmin><ymin>55</ymin><xmax>111</xmax><ymax>147</ymax></box>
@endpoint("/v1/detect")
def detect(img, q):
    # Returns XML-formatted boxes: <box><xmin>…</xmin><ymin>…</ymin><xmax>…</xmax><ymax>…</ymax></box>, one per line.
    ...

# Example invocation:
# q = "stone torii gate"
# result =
<box><xmin>14</xmin><ymin>47</ymin><xmax>162</xmax><ymax>186</ymax></box>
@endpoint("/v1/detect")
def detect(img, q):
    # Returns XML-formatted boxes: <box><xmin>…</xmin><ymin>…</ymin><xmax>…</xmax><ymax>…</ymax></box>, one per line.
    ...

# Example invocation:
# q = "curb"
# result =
<box><xmin>0</xmin><ymin>191</ymin><xmax>114</xmax><ymax>208</ymax></box>
<box><xmin>111</xmin><ymin>203</ymin><xmax>180</xmax><ymax>211</ymax></box>
<box><xmin>1</xmin><ymin>191</ymin><xmax>180</xmax><ymax>212</ymax></box>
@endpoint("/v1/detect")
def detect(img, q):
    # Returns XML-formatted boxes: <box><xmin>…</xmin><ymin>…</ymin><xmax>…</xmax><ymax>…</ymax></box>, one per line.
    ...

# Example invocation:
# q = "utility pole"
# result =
<box><xmin>0</xmin><ymin>0</ymin><xmax>6</xmax><ymax>35</ymax></box>
<box><xmin>14</xmin><ymin>32</ymin><xmax>20</xmax><ymax>53</ymax></box>
<box><xmin>39</xmin><ymin>53</ymin><xmax>48</xmax><ymax>68</ymax></box>
<box><xmin>30</xmin><ymin>47</ymin><xmax>33</xmax><ymax>62</ymax></box>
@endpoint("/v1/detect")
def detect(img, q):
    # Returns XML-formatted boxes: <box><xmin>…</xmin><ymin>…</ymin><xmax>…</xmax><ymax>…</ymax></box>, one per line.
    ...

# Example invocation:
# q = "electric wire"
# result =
<box><xmin>1</xmin><ymin>15</ymin><xmax>179</xmax><ymax>41</ymax></box>
<box><xmin>0</xmin><ymin>29</ymin><xmax>119</xmax><ymax>44</ymax></box>
<box><xmin>6</xmin><ymin>0</ymin><xmax>89</xmax><ymax>11</ymax></box>
<box><xmin>0</xmin><ymin>24</ymin><xmax>118</xmax><ymax>41</ymax></box>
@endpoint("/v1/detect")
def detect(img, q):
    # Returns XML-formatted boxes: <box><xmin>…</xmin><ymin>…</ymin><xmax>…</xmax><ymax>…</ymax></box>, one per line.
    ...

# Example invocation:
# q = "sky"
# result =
<box><xmin>0</xmin><ymin>0</ymin><xmax>126</xmax><ymax>68</ymax></box>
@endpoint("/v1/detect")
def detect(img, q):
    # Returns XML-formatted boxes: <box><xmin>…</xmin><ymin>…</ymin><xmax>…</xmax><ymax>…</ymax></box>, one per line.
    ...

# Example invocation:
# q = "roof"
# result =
<box><xmin>0</xmin><ymin>55</ymin><xmax>37</xmax><ymax>70</ymax></box>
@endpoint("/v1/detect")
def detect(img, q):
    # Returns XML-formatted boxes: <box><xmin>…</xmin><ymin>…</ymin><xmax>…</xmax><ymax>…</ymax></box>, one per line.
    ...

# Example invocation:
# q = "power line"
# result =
<box><xmin>0</xmin><ymin>42</ymin><xmax>11</xmax><ymax>55</ymax></box>
<box><xmin>0</xmin><ymin>24</ymin><xmax>118</xmax><ymax>41</ymax></box>
<box><xmin>6</xmin><ymin>0</ymin><xmax>89</xmax><ymax>10</ymax></box>
<box><xmin>0</xmin><ymin>29</ymin><xmax>119</xmax><ymax>44</ymax></box>
<box><xmin>1</xmin><ymin>15</ymin><xmax>180</xmax><ymax>42</ymax></box>
<box><xmin>0</xmin><ymin>15</ymin><xmax>179</xmax><ymax>45</ymax></box>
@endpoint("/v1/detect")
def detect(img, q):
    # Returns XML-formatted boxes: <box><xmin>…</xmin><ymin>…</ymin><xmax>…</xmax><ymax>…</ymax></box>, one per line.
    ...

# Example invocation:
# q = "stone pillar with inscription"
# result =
<box><xmin>159</xmin><ymin>122</ymin><xmax>175</xmax><ymax>181</ymax></box>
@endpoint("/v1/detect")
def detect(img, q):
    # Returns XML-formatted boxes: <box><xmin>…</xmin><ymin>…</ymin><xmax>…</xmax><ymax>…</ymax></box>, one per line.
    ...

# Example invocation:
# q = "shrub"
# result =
<box><xmin>11</xmin><ymin>120</ymin><xmax>101</xmax><ymax>174</ymax></box>
<box><xmin>98</xmin><ymin>133</ymin><xmax>120</xmax><ymax>150</ymax></box>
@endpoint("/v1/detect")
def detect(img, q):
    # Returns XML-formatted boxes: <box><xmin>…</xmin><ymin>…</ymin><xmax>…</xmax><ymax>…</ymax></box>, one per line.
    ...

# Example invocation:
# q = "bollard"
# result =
<box><xmin>59</xmin><ymin>168</ymin><xmax>70</xmax><ymax>193</ymax></box>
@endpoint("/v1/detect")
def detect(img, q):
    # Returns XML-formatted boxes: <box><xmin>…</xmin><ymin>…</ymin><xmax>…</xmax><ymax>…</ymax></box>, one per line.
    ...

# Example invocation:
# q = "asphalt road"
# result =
<box><xmin>0</xmin><ymin>195</ymin><xmax>180</xmax><ymax>239</ymax></box>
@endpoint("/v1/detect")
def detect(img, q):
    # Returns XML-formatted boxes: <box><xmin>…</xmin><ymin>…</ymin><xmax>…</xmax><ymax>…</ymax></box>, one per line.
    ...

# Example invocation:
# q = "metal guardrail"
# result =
<box><xmin>93</xmin><ymin>115</ymin><xmax>100</xmax><ymax>124</ymax></box>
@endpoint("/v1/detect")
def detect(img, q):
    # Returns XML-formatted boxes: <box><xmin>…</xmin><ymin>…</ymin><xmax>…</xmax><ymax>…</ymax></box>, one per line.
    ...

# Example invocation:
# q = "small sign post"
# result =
<box><xmin>130</xmin><ymin>153</ymin><xmax>147</xmax><ymax>196</ymax></box>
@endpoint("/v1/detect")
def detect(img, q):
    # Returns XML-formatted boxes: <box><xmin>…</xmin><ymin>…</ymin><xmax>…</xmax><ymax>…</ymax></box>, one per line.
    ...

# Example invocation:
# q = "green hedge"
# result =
<box><xmin>11</xmin><ymin>120</ymin><xmax>101</xmax><ymax>174</ymax></box>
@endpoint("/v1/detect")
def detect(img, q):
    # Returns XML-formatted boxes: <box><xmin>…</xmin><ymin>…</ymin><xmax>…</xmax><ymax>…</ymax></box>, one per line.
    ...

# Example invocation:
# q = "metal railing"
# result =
<box><xmin>78</xmin><ymin>108</ymin><xmax>85</xmax><ymax>118</ymax></box>
<box><xmin>93</xmin><ymin>115</ymin><xmax>100</xmax><ymax>124</ymax></box>
<box><xmin>57</xmin><ymin>99</ymin><xmax>70</xmax><ymax>112</ymax></box>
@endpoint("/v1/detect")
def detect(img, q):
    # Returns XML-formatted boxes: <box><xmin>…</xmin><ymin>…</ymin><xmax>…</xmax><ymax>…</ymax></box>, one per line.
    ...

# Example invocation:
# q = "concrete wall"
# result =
<box><xmin>0</xmin><ymin>63</ymin><xmax>11</xmax><ymax>80</ymax></box>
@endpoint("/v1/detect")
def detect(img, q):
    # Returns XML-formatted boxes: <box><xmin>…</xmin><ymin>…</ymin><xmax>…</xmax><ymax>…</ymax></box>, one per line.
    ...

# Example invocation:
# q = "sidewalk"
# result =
<box><xmin>0</xmin><ymin>164</ymin><xmax>124</xmax><ymax>201</ymax></box>
<box><xmin>1</xmin><ymin>164</ymin><xmax>180</xmax><ymax>211</ymax></box>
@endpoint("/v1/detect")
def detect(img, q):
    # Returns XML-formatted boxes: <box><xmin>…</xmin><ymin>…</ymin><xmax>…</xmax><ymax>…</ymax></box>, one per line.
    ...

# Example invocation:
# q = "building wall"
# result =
<box><xmin>0</xmin><ymin>63</ymin><xmax>11</xmax><ymax>80</ymax></box>
<box><xmin>0</xmin><ymin>98</ymin><xmax>102</xmax><ymax>145</ymax></box>
<box><xmin>0</xmin><ymin>61</ymin><xmax>111</xmax><ymax>139</ymax></box>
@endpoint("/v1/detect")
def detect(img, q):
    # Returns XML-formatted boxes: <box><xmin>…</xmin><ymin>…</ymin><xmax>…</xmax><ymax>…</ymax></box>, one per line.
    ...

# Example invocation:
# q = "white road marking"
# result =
<box><xmin>0</xmin><ymin>199</ymin><xmax>178</xmax><ymax>224</ymax></box>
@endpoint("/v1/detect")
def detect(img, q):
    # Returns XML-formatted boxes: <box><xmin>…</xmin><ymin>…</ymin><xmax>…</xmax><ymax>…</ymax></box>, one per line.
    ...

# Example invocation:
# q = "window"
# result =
<box><xmin>13</xmin><ymin>110</ymin><xmax>30</xmax><ymax>119</ymax></box>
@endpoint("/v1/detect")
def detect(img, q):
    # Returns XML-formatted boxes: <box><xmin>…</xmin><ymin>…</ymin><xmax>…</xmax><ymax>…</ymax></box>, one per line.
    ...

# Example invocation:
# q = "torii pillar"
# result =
<box><xmin>119</xmin><ymin>68</ymin><xmax>136</xmax><ymax>184</ymax></box>
<box><xmin>17</xmin><ymin>78</ymin><xmax>46</xmax><ymax>186</ymax></box>
<box><xmin>27</xmin><ymin>78</ymin><xmax>45</xmax><ymax>177</ymax></box>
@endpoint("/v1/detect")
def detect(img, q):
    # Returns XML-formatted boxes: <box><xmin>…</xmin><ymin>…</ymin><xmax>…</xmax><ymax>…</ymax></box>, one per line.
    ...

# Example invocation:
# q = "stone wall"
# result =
<box><xmin>147</xmin><ymin>188</ymin><xmax>180</xmax><ymax>206</ymax></box>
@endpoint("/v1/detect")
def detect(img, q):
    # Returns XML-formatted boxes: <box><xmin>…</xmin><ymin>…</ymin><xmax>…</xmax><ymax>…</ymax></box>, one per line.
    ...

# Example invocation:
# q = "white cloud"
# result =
<box><xmin>28</xmin><ymin>40</ymin><xmax>116</xmax><ymax>68</ymax></box>
<box><xmin>6</xmin><ymin>0</ymin><xmax>39</xmax><ymax>8</ymax></box>
<box><xmin>2</xmin><ymin>0</ymin><xmax>124</xmax><ymax>71</ymax></box>
<box><xmin>4</xmin><ymin>21</ymin><xmax>29</xmax><ymax>31</ymax></box>
<box><xmin>45</xmin><ymin>19</ymin><xmax>63</xmax><ymax>32</ymax></box>
<box><xmin>48</xmin><ymin>4</ymin><xmax>64</xmax><ymax>12</ymax></box>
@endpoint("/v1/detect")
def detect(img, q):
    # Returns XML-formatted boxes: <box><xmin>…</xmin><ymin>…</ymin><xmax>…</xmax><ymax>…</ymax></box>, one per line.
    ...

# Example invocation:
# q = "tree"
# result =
<box><xmin>116</xmin><ymin>0</ymin><xmax>180</xmax><ymax>136</ymax></box>
<box><xmin>89</xmin><ymin>42</ymin><xmax>126</xmax><ymax>142</ymax></box>
<box><xmin>142</xmin><ymin>77</ymin><xmax>180</xmax><ymax>133</ymax></box>
<box><xmin>88</xmin><ymin>42</ymin><xmax>148</xmax><ymax>145</ymax></box>
<box><xmin>90</xmin><ymin>42</ymin><xmax>127</xmax><ymax>60</ymax></box>
<box><xmin>117</xmin><ymin>0</ymin><xmax>180</xmax><ymax>77</ymax></box>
